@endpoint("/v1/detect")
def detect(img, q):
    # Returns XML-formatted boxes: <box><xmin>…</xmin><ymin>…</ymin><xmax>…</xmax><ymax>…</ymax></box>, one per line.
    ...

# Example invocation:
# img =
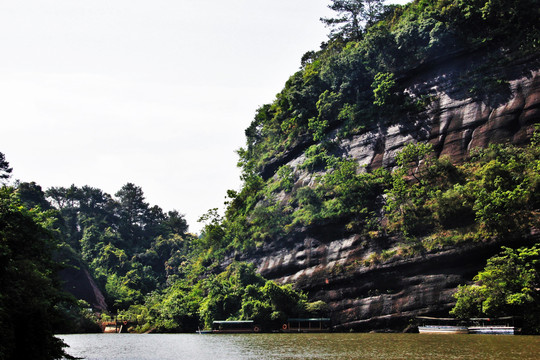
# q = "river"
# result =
<box><xmin>58</xmin><ymin>333</ymin><xmax>540</xmax><ymax>360</ymax></box>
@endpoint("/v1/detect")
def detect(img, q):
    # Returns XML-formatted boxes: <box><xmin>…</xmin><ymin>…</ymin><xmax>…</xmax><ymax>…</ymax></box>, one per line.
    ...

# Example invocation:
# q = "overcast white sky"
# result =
<box><xmin>0</xmin><ymin>0</ymin><xmax>408</xmax><ymax>234</ymax></box>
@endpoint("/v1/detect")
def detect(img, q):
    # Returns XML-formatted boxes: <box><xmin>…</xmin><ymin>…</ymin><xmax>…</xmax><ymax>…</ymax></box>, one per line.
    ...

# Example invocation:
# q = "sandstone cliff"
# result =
<box><xmin>238</xmin><ymin>50</ymin><xmax>540</xmax><ymax>331</ymax></box>
<box><xmin>60</xmin><ymin>257</ymin><xmax>108</xmax><ymax>312</ymax></box>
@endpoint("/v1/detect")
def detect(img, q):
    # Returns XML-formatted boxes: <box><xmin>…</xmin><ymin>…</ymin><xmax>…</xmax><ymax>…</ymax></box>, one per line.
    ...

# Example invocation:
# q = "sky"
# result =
<box><xmin>0</xmin><ymin>0</ymin><xmax>408</xmax><ymax>234</ymax></box>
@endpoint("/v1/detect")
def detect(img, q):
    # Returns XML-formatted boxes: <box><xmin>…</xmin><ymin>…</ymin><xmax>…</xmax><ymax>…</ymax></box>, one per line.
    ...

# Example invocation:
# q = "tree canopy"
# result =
<box><xmin>0</xmin><ymin>187</ymin><xmax>74</xmax><ymax>360</ymax></box>
<box><xmin>321</xmin><ymin>0</ymin><xmax>385</xmax><ymax>40</ymax></box>
<box><xmin>451</xmin><ymin>245</ymin><xmax>540</xmax><ymax>333</ymax></box>
<box><xmin>0</xmin><ymin>152</ymin><xmax>12</xmax><ymax>184</ymax></box>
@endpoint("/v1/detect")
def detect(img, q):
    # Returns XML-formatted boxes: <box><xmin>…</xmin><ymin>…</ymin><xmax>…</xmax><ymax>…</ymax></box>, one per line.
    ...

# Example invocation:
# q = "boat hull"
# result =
<box><xmin>468</xmin><ymin>326</ymin><xmax>515</xmax><ymax>335</ymax></box>
<box><xmin>212</xmin><ymin>329</ymin><xmax>258</xmax><ymax>333</ymax></box>
<box><xmin>418</xmin><ymin>326</ymin><xmax>469</xmax><ymax>334</ymax></box>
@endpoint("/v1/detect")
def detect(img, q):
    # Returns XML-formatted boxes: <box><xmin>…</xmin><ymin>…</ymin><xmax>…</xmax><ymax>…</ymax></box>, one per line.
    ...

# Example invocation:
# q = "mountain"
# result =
<box><xmin>5</xmin><ymin>0</ymin><xmax>537</xmax><ymax>336</ymax></box>
<box><xmin>214</xmin><ymin>0</ymin><xmax>540</xmax><ymax>331</ymax></box>
<box><xmin>228</xmin><ymin>48</ymin><xmax>539</xmax><ymax>331</ymax></box>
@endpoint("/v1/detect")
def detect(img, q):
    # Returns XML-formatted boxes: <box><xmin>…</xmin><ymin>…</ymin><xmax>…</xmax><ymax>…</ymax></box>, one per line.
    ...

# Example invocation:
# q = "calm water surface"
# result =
<box><xmin>59</xmin><ymin>333</ymin><xmax>540</xmax><ymax>360</ymax></box>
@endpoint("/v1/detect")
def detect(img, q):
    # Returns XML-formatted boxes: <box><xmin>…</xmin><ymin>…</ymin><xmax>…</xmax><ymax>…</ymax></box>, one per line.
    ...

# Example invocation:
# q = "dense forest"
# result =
<box><xmin>0</xmin><ymin>160</ymin><xmax>326</xmax><ymax>359</ymax></box>
<box><xmin>1</xmin><ymin>0</ymin><xmax>539</xmax><ymax>359</ymax></box>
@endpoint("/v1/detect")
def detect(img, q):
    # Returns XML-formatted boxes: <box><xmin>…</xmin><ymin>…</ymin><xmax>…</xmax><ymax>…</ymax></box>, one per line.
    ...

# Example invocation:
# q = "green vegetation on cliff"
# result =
<box><xmin>215</xmin><ymin>0</ymin><xmax>540</xmax><ymax>259</ymax></box>
<box><xmin>196</xmin><ymin>0</ymin><xmax>540</xmax><ymax>330</ymax></box>
<box><xmin>240</xmin><ymin>0</ymin><xmax>539</xmax><ymax>178</ymax></box>
<box><xmin>385</xmin><ymin>136</ymin><xmax>539</xmax><ymax>250</ymax></box>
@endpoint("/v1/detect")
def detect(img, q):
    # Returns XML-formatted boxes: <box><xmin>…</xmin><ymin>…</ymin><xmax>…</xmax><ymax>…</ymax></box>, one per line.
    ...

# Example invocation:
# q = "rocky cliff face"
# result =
<box><xmin>239</xmin><ymin>51</ymin><xmax>540</xmax><ymax>331</ymax></box>
<box><xmin>60</xmin><ymin>258</ymin><xmax>108</xmax><ymax>311</ymax></box>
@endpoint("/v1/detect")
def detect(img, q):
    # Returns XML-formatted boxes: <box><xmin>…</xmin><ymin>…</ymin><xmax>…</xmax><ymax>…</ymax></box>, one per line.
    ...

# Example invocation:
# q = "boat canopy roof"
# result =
<box><xmin>417</xmin><ymin>316</ymin><xmax>517</xmax><ymax>321</ymax></box>
<box><xmin>416</xmin><ymin>316</ymin><xmax>458</xmax><ymax>321</ymax></box>
<box><xmin>287</xmin><ymin>318</ymin><xmax>331</xmax><ymax>322</ymax></box>
<box><xmin>212</xmin><ymin>320</ymin><xmax>254</xmax><ymax>324</ymax></box>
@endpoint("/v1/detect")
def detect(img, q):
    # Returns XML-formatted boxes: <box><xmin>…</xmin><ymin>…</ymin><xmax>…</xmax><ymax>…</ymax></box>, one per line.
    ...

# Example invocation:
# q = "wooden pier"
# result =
<box><xmin>101</xmin><ymin>319</ymin><xmax>131</xmax><ymax>333</ymax></box>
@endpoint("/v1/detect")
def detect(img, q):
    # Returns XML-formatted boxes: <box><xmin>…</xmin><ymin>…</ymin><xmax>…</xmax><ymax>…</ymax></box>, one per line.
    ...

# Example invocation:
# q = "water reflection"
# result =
<box><xmin>59</xmin><ymin>333</ymin><xmax>540</xmax><ymax>360</ymax></box>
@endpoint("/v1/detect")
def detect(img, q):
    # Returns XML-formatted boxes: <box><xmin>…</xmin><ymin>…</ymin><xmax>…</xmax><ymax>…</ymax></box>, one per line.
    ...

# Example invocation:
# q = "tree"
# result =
<box><xmin>115</xmin><ymin>183</ymin><xmax>150</xmax><ymax>250</ymax></box>
<box><xmin>372</xmin><ymin>72</ymin><xmax>397</xmax><ymax>107</ymax></box>
<box><xmin>78</xmin><ymin>185</ymin><xmax>114</xmax><ymax>219</ymax></box>
<box><xmin>164</xmin><ymin>210</ymin><xmax>188</xmax><ymax>235</ymax></box>
<box><xmin>46</xmin><ymin>185</ymin><xmax>80</xmax><ymax>211</ymax></box>
<box><xmin>394</xmin><ymin>142</ymin><xmax>434</xmax><ymax>183</ymax></box>
<box><xmin>0</xmin><ymin>187</ymin><xmax>75</xmax><ymax>359</ymax></box>
<box><xmin>0</xmin><ymin>152</ymin><xmax>12</xmax><ymax>184</ymax></box>
<box><xmin>321</xmin><ymin>0</ymin><xmax>384</xmax><ymax>40</ymax></box>
<box><xmin>16</xmin><ymin>182</ymin><xmax>52</xmax><ymax>210</ymax></box>
<box><xmin>198</xmin><ymin>208</ymin><xmax>225</xmax><ymax>249</ymax></box>
<box><xmin>450</xmin><ymin>245</ymin><xmax>540</xmax><ymax>333</ymax></box>
<box><xmin>384</xmin><ymin>143</ymin><xmax>440</xmax><ymax>236</ymax></box>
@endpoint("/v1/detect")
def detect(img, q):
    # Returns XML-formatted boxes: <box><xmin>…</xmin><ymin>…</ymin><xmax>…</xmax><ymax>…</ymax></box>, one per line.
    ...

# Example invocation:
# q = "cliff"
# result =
<box><xmin>59</xmin><ymin>257</ymin><xmax>108</xmax><ymax>312</ymax></box>
<box><xmin>236</xmin><ymin>50</ymin><xmax>540</xmax><ymax>331</ymax></box>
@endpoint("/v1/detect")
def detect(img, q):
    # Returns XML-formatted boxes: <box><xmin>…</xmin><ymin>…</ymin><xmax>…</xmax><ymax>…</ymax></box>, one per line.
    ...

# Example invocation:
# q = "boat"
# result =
<box><xmin>468</xmin><ymin>317</ymin><xmax>517</xmax><ymax>335</ymax></box>
<box><xmin>211</xmin><ymin>320</ymin><xmax>261</xmax><ymax>333</ymax></box>
<box><xmin>282</xmin><ymin>318</ymin><xmax>331</xmax><ymax>333</ymax></box>
<box><xmin>416</xmin><ymin>317</ymin><xmax>469</xmax><ymax>334</ymax></box>
<box><xmin>418</xmin><ymin>325</ymin><xmax>469</xmax><ymax>334</ymax></box>
<box><xmin>468</xmin><ymin>326</ymin><xmax>515</xmax><ymax>335</ymax></box>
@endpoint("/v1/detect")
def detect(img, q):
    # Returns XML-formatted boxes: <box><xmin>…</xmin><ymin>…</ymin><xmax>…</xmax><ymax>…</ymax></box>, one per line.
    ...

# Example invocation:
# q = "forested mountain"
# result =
<box><xmin>195</xmin><ymin>0</ymin><xmax>540</xmax><ymax>332</ymax></box>
<box><xmin>16</xmin><ymin>181</ymin><xmax>192</xmax><ymax>309</ymax></box>
<box><xmin>1</xmin><ymin>0</ymin><xmax>539</xmax><ymax>358</ymax></box>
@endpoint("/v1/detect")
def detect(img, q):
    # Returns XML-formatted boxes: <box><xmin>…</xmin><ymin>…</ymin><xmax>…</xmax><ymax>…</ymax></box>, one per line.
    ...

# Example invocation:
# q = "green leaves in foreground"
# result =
<box><xmin>0</xmin><ymin>187</ymin><xmax>74</xmax><ymax>360</ymax></box>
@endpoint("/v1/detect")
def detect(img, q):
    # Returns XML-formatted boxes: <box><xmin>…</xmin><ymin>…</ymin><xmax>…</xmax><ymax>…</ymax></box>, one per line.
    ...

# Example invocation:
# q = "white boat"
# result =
<box><xmin>418</xmin><ymin>325</ymin><xmax>469</xmax><ymax>334</ymax></box>
<box><xmin>417</xmin><ymin>316</ymin><xmax>468</xmax><ymax>334</ymax></box>
<box><xmin>468</xmin><ymin>326</ymin><xmax>515</xmax><ymax>335</ymax></box>
<box><xmin>468</xmin><ymin>317</ymin><xmax>517</xmax><ymax>335</ymax></box>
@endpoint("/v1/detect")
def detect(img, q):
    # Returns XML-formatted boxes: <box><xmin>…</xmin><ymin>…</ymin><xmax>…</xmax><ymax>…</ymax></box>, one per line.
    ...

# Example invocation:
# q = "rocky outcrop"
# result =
<box><xmin>59</xmin><ymin>260</ymin><xmax>108</xmax><ymax>311</ymax></box>
<box><xmin>241</xmin><ymin>52</ymin><xmax>540</xmax><ymax>331</ymax></box>
<box><xmin>313</xmin><ymin>233</ymin><xmax>538</xmax><ymax>331</ymax></box>
<box><xmin>244</xmin><ymin>222</ymin><xmax>538</xmax><ymax>331</ymax></box>
<box><xmin>340</xmin><ymin>54</ymin><xmax>540</xmax><ymax>171</ymax></box>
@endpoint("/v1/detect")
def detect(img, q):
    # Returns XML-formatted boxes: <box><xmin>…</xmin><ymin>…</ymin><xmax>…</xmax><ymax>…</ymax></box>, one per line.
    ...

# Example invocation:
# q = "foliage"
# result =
<box><xmin>385</xmin><ymin>138</ymin><xmax>539</xmax><ymax>241</ymax></box>
<box><xmin>41</xmin><ymin>182</ymin><xmax>193</xmax><ymax>312</ymax></box>
<box><xmin>467</xmin><ymin>144</ymin><xmax>538</xmax><ymax>235</ymax></box>
<box><xmin>371</xmin><ymin>72</ymin><xmax>396</xmax><ymax>106</ymax></box>
<box><xmin>52</xmin><ymin>300</ymin><xmax>102</xmax><ymax>334</ymax></box>
<box><xmin>118</xmin><ymin>262</ymin><xmax>324</xmax><ymax>332</ymax></box>
<box><xmin>0</xmin><ymin>152</ymin><xmax>12</xmax><ymax>184</ymax></box>
<box><xmin>238</xmin><ymin>0</ymin><xmax>538</xmax><ymax>178</ymax></box>
<box><xmin>299</xmin><ymin>143</ymin><xmax>339</xmax><ymax>172</ymax></box>
<box><xmin>321</xmin><ymin>0</ymin><xmax>385</xmax><ymax>40</ymax></box>
<box><xmin>0</xmin><ymin>187</ymin><xmax>75</xmax><ymax>359</ymax></box>
<box><xmin>450</xmin><ymin>245</ymin><xmax>540</xmax><ymax>333</ymax></box>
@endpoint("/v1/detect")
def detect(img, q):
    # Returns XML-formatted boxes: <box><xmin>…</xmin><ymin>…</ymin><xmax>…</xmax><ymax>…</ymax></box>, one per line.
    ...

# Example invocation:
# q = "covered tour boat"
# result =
<box><xmin>282</xmin><ymin>318</ymin><xmax>331</xmax><ymax>332</ymax></box>
<box><xmin>417</xmin><ymin>316</ymin><xmax>469</xmax><ymax>334</ymax></box>
<box><xmin>468</xmin><ymin>317</ymin><xmax>518</xmax><ymax>335</ymax></box>
<box><xmin>211</xmin><ymin>320</ymin><xmax>261</xmax><ymax>333</ymax></box>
